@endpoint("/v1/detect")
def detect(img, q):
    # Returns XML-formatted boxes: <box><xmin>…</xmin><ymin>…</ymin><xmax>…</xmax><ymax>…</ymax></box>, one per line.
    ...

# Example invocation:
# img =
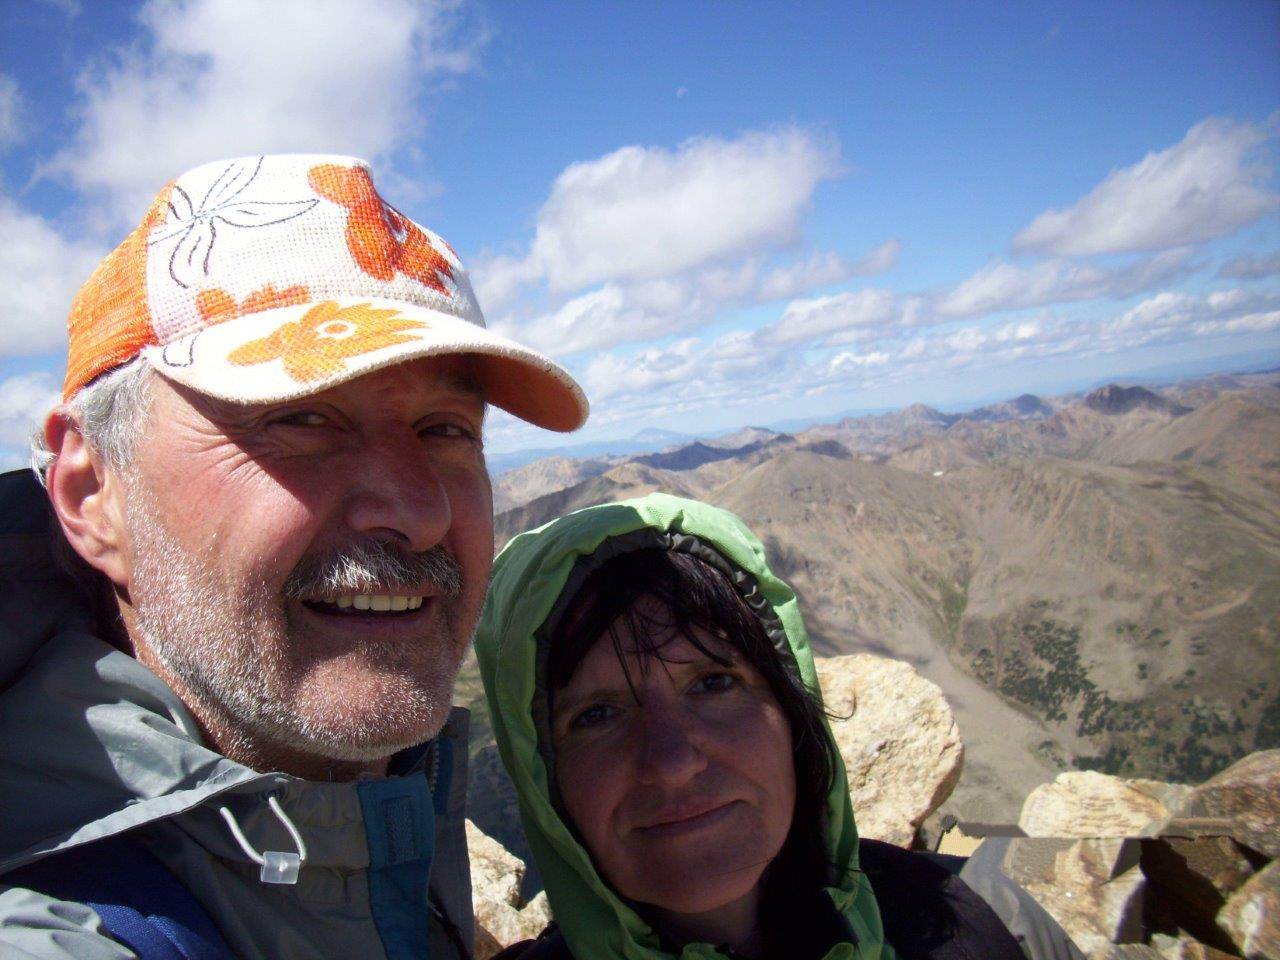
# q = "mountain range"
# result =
<box><xmin>468</xmin><ymin>370</ymin><xmax>1280</xmax><ymax>834</ymax></box>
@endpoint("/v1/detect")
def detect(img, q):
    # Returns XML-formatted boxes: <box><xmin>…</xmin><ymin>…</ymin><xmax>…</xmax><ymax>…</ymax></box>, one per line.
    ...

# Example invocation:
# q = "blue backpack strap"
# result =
<box><xmin>5</xmin><ymin>833</ymin><xmax>236</xmax><ymax>960</ymax></box>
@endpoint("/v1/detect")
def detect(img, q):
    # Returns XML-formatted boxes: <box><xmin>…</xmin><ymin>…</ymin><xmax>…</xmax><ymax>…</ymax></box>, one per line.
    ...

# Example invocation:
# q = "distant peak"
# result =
<box><xmin>904</xmin><ymin>403</ymin><xmax>954</xmax><ymax>422</ymax></box>
<box><xmin>1011</xmin><ymin>393</ymin><xmax>1047</xmax><ymax>411</ymax></box>
<box><xmin>1083</xmin><ymin>384</ymin><xmax>1187</xmax><ymax>416</ymax></box>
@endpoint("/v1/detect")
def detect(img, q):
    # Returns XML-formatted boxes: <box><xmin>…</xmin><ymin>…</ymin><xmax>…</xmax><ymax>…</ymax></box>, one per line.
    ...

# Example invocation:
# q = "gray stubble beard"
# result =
<box><xmin>122</xmin><ymin>479</ymin><xmax>471</xmax><ymax>766</ymax></box>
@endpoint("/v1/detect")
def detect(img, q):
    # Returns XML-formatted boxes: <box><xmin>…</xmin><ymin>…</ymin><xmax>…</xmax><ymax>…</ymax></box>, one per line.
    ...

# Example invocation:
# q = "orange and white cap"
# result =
<box><xmin>64</xmin><ymin>154</ymin><xmax>588</xmax><ymax>432</ymax></box>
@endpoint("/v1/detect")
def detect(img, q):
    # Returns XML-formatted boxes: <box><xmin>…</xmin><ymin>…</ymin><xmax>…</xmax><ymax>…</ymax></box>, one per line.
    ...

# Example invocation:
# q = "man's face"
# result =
<box><xmin>113</xmin><ymin>356</ymin><xmax>493</xmax><ymax>772</ymax></box>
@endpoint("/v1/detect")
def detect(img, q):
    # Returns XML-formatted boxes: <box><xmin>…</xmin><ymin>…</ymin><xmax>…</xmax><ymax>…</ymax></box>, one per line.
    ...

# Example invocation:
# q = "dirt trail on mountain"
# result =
<box><xmin>911</xmin><ymin>644</ymin><xmax>1061</xmax><ymax>823</ymax></box>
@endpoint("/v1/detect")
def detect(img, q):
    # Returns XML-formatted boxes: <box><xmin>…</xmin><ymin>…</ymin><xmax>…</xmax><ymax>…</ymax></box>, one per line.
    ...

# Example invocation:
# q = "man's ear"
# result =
<box><xmin>44</xmin><ymin>410</ymin><xmax>131</xmax><ymax>589</ymax></box>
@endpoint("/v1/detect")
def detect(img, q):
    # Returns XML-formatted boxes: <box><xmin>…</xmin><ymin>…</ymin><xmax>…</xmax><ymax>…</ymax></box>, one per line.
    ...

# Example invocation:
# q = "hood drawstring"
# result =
<box><xmin>218</xmin><ymin>793</ymin><xmax>309</xmax><ymax>885</ymax></box>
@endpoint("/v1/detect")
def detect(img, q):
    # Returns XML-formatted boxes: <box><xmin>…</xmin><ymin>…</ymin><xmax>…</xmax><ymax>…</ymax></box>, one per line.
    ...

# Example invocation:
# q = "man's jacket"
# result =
<box><xmin>0</xmin><ymin>470</ymin><xmax>474</xmax><ymax>960</ymax></box>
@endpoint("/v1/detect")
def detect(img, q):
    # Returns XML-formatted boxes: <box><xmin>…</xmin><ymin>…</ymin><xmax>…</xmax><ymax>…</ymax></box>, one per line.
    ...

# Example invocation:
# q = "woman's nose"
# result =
<box><xmin>634</xmin><ymin>704</ymin><xmax>708</xmax><ymax>787</ymax></box>
<box><xmin>343</xmin><ymin>441</ymin><xmax>452</xmax><ymax>552</ymax></box>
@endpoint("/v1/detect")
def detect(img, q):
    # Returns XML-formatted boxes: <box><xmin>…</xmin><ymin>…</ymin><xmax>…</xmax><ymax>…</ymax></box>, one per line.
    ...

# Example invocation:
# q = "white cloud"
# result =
<box><xmin>0</xmin><ymin>197</ymin><xmax>104</xmax><ymax>356</ymax></box>
<box><xmin>474</xmin><ymin>252</ymin><xmax>544</xmax><ymax>316</ymax></box>
<box><xmin>1218</xmin><ymin>250</ymin><xmax>1280</xmax><ymax>280</ymax></box>
<box><xmin>0</xmin><ymin>370</ymin><xmax>61</xmax><ymax>453</ymax></box>
<box><xmin>1109</xmin><ymin>287</ymin><xmax>1280</xmax><ymax>336</ymax></box>
<box><xmin>507</xmin><ymin>284</ymin><xmax>655</xmax><ymax>356</ymax></box>
<box><xmin>582</xmin><ymin>327</ymin><xmax>797</xmax><ymax>406</ymax></box>
<box><xmin>0</xmin><ymin>74</ymin><xmax>22</xmax><ymax>147</ymax></box>
<box><xmin>825</xmin><ymin>349</ymin><xmax>890</xmax><ymax>375</ymax></box>
<box><xmin>757</xmin><ymin>238</ymin><xmax>900</xmax><ymax>301</ymax></box>
<box><xmin>568</xmin><ymin>280</ymin><xmax>1280</xmax><ymax>428</ymax></box>
<box><xmin>483</xmin><ymin>127</ymin><xmax>841</xmax><ymax>300</ymax></box>
<box><xmin>50</xmin><ymin>0</ymin><xmax>483</xmax><ymax>224</ymax></box>
<box><xmin>1014</xmin><ymin>114</ymin><xmax>1280</xmax><ymax>257</ymax></box>
<box><xmin>1193</xmin><ymin>310</ymin><xmax>1280</xmax><ymax>336</ymax></box>
<box><xmin>937</xmin><ymin>248</ymin><xmax>1193</xmax><ymax>317</ymax></box>
<box><xmin>760</xmin><ymin>288</ymin><xmax>897</xmax><ymax>346</ymax></box>
<box><xmin>496</xmin><ymin>246</ymin><xmax>904</xmax><ymax>357</ymax></box>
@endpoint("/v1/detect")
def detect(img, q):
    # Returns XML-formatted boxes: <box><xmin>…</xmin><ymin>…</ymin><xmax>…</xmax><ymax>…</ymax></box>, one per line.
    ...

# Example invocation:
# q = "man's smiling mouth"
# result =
<box><xmin>303</xmin><ymin>594</ymin><xmax>426</xmax><ymax>614</ymax></box>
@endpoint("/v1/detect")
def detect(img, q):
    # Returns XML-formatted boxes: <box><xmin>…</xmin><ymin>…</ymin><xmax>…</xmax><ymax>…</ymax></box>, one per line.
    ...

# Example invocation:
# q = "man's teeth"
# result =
<box><xmin>328</xmin><ymin>595</ymin><xmax>424</xmax><ymax>612</ymax></box>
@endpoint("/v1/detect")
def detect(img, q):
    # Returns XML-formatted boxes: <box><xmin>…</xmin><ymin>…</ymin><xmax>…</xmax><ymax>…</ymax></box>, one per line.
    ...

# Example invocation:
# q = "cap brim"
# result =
<box><xmin>142</xmin><ymin>297</ymin><xmax>588</xmax><ymax>432</ymax></box>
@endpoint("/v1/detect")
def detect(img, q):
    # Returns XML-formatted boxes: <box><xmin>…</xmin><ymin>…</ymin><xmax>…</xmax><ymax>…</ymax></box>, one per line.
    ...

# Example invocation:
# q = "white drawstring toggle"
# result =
<box><xmin>218</xmin><ymin>794</ymin><xmax>309</xmax><ymax>885</ymax></box>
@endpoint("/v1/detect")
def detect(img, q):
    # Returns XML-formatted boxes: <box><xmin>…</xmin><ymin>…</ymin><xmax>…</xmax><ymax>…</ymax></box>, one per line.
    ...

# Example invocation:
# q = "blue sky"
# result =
<box><xmin>1</xmin><ymin>0</ymin><xmax>1278</xmax><ymax>464</ymax></box>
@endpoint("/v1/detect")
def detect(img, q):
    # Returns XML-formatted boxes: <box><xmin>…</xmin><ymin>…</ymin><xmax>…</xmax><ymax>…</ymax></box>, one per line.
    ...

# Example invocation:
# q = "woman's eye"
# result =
<box><xmin>693</xmin><ymin>673</ymin><xmax>738</xmax><ymax>694</ymax></box>
<box><xmin>570</xmin><ymin>704</ymin><xmax>617</xmax><ymax>729</ymax></box>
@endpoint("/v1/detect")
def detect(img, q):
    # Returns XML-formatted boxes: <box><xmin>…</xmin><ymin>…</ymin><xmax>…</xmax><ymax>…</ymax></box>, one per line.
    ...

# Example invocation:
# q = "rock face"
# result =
<box><xmin>467</xmin><ymin>820</ymin><xmax>553</xmax><ymax>960</ymax></box>
<box><xmin>1142</xmin><ymin>835</ymin><xmax>1259</xmax><ymax>952</ymax></box>
<box><xmin>995</xmin><ymin>750</ymin><xmax>1280</xmax><ymax>960</ymax></box>
<box><xmin>815</xmin><ymin>653</ymin><xmax>964</xmax><ymax>847</ymax></box>
<box><xmin>1169</xmin><ymin>750</ymin><xmax>1280</xmax><ymax>860</ymax></box>
<box><xmin>1217</xmin><ymin>861</ymin><xmax>1280</xmax><ymax>959</ymax></box>
<box><xmin>999</xmin><ymin>837</ymin><xmax>1147</xmax><ymax>955</ymax></box>
<box><xmin>1019</xmin><ymin>771</ymin><xmax>1191</xmax><ymax>838</ymax></box>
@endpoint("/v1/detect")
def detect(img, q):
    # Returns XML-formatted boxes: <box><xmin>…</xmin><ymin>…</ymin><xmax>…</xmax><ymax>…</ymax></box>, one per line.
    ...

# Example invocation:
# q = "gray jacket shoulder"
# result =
<box><xmin>957</xmin><ymin>838</ymin><xmax>1086</xmax><ymax>960</ymax></box>
<box><xmin>0</xmin><ymin>885</ymin><xmax>137</xmax><ymax>960</ymax></box>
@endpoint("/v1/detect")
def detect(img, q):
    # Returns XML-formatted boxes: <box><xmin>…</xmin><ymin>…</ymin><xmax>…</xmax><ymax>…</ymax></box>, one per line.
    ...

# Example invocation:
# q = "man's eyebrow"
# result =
<box><xmin>196</xmin><ymin>393</ymin><xmax>261</xmax><ymax>422</ymax></box>
<box><xmin>433</xmin><ymin>367</ymin><xmax>486</xmax><ymax>402</ymax></box>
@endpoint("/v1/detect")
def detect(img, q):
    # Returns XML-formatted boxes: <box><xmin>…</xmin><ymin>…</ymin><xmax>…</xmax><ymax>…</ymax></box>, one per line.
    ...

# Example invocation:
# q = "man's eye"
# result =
<box><xmin>421</xmin><ymin>422</ymin><xmax>478</xmax><ymax>441</ymax></box>
<box><xmin>271</xmin><ymin>411</ymin><xmax>329</xmax><ymax>428</ymax></box>
<box><xmin>693</xmin><ymin>673</ymin><xmax>738</xmax><ymax>694</ymax></box>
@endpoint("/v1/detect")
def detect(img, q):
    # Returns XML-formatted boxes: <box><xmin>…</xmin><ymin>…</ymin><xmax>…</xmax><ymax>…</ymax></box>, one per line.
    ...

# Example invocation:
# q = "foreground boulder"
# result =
<box><xmin>1001</xmin><ymin>751</ymin><xmax>1280</xmax><ymax>959</ymax></box>
<box><xmin>1168</xmin><ymin>750</ymin><xmax>1280</xmax><ymax>860</ymax></box>
<box><xmin>467</xmin><ymin>820</ymin><xmax>552</xmax><ymax>960</ymax></box>
<box><xmin>1019</xmin><ymin>771</ymin><xmax>1191</xmax><ymax>838</ymax></box>
<box><xmin>996</xmin><ymin>836</ymin><xmax>1147</xmax><ymax>955</ymax></box>
<box><xmin>816</xmin><ymin>653</ymin><xmax>964</xmax><ymax>847</ymax></box>
<box><xmin>1215</xmin><ymin>860</ymin><xmax>1279</xmax><ymax>960</ymax></box>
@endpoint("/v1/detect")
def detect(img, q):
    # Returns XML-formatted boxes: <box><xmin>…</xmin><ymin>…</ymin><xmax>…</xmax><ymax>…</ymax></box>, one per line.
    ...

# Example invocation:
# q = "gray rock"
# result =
<box><xmin>995</xmin><ymin>837</ymin><xmax>1146</xmax><ymax>955</ymax></box>
<box><xmin>1171</xmin><ymin>750</ymin><xmax>1280</xmax><ymax>859</ymax></box>
<box><xmin>1019</xmin><ymin>771</ymin><xmax>1178</xmax><ymax>838</ymax></box>
<box><xmin>816</xmin><ymin>653</ymin><xmax>964</xmax><ymax>847</ymax></box>
<box><xmin>1218</xmin><ymin>860</ymin><xmax>1280</xmax><ymax>960</ymax></box>
<box><xmin>467</xmin><ymin>819</ymin><xmax>553</xmax><ymax>958</ymax></box>
<box><xmin>1140</xmin><ymin>835</ymin><xmax>1258</xmax><ymax>952</ymax></box>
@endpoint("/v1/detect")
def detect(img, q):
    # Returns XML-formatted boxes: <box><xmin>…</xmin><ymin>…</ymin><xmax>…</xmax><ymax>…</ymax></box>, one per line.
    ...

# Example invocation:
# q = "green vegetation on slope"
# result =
<box><xmin>966</xmin><ymin>610</ymin><xmax>1271</xmax><ymax>782</ymax></box>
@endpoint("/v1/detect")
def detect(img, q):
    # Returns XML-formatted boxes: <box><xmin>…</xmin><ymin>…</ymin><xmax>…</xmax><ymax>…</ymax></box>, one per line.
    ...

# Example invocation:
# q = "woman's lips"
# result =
<box><xmin>631</xmin><ymin>800</ymin><xmax>740</xmax><ymax>838</ymax></box>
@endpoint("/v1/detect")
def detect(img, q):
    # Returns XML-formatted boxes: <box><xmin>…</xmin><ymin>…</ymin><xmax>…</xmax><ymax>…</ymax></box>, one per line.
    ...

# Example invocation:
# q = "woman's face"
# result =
<box><xmin>551</xmin><ymin>599</ymin><xmax>796</xmax><ymax>917</ymax></box>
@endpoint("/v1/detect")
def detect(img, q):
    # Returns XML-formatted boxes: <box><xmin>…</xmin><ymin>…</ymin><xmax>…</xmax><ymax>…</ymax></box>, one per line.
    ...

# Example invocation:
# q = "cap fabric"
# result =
<box><xmin>64</xmin><ymin>154</ymin><xmax>588</xmax><ymax>432</ymax></box>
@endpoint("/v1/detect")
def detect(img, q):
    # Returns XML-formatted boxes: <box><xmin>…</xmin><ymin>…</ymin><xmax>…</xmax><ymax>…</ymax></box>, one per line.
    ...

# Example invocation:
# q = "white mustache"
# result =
<box><xmin>281</xmin><ymin>540</ymin><xmax>462</xmax><ymax>600</ymax></box>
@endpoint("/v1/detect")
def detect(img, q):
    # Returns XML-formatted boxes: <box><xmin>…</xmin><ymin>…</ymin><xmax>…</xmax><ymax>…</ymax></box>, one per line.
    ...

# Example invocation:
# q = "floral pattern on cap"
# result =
<box><xmin>147</xmin><ymin>157</ymin><xmax>318</xmax><ymax>289</ymax></box>
<box><xmin>196</xmin><ymin>284</ymin><xmax>311</xmax><ymax>324</ymax></box>
<box><xmin>226</xmin><ymin>301</ymin><xmax>428</xmax><ymax>383</ymax></box>
<box><xmin>308</xmin><ymin>163</ymin><xmax>455</xmax><ymax>296</ymax></box>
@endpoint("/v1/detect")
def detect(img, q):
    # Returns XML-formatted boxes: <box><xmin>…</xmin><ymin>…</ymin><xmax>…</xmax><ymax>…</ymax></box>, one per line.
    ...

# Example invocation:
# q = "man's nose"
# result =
<box><xmin>342</xmin><ymin>439</ymin><xmax>451</xmax><ymax>552</ymax></box>
<box><xmin>634</xmin><ymin>703</ymin><xmax>708</xmax><ymax>787</ymax></box>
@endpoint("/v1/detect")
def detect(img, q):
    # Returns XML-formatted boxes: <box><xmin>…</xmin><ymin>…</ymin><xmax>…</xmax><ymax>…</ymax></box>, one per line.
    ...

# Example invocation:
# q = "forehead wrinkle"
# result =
<box><xmin>360</xmin><ymin>356</ymin><xmax>487</xmax><ymax>412</ymax></box>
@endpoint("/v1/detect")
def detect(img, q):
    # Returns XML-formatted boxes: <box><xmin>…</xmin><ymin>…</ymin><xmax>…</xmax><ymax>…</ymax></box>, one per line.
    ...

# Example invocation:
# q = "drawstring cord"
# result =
<box><xmin>218</xmin><ymin>793</ymin><xmax>308</xmax><ymax>885</ymax></box>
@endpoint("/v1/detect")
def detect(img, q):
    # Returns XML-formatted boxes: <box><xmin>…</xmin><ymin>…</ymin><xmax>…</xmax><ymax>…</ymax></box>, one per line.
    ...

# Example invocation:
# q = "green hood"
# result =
<box><xmin>476</xmin><ymin>494</ymin><xmax>895</xmax><ymax>960</ymax></box>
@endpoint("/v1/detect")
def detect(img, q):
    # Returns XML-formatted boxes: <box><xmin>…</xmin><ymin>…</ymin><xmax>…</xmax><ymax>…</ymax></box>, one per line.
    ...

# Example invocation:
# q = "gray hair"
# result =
<box><xmin>31</xmin><ymin>360</ymin><xmax>155</xmax><ymax>485</ymax></box>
